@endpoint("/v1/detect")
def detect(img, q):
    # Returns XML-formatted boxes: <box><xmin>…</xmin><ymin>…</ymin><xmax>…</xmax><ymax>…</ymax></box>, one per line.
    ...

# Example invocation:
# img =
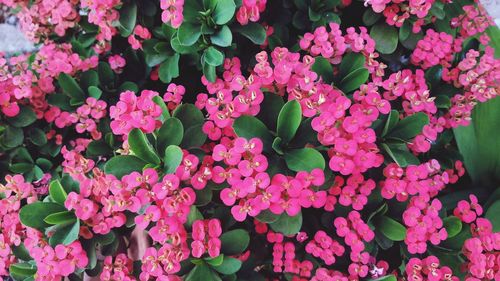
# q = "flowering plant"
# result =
<box><xmin>0</xmin><ymin>0</ymin><xmax>499</xmax><ymax>280</ymax></box>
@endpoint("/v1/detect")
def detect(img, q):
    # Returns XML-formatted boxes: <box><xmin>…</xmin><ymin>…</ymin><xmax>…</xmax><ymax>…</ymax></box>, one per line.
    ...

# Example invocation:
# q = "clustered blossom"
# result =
<box><xmin>403</xmin><ymin>196</ymin><xmax>447</xmax><ymax>253</ymax></box>
<box><xmin>50</xmin><ymin>97</ymin><xmax>107</xmax><ymax>140</ymax></box>
<box><xmin>236</xmin><ymin>0</ymin><xmax>267</xmax><ymax>25</ymax></box>
<box><xmin>443</xmin><ymin>47</ymin><xmax>500</xmax><ymax>128</ymax></box>
<box><xmin>80</xmin><ymin>0</ymin><xmax>121</xmax><ymax>51</ymax></box>
<box><xmin>404</xmin><ymin>256</ymin><xmax>458</xmax><ymax>281</ymax></box>
<box><xmin>451</xmin><ymin>5</ymin><xmax>494</xmax><ymax>38</ymax></box>
<box><xmin>0</xmin><ymin>43</ymin><xmax>98</xmax><ymax>120</ymax></box>
<box><xmin>24</xmin><ymin>241</ymin><xmax>88</xmax><ymax>280</ymax></box>
<box><xmin>454</xmin><ymin>195</ymin><xmax>483</xmax><ymax>223</ymax></box>
<box><xmin>0</xmin><ymin>175</ymin><xmax>36</xmax><ymax>276</ymax></box>
<box><xmin>101</xmin><ymin>254</ymin><xmax>136</xmax><ymax>281</ymax></box>
<box><xmin>0</xmin><ymin>0</ymin><xmax>79</xmax><ymax>42</ymax></box>
<box><xmin>305</xmin><ymin>230</ymin><xmax>345</xmax><ymax>265</ymax></box>
<box><xmin>381</xmin><ymin>160</ymin><xmax>454</xmax><ymax>201</ymax></box>
<box><xmin>191</xmin><ymin>219</ymin><xmax>222</xmax><ymax>258</ymax></box>
<box><xmin>411</xmin><ymin>29</ymin><xmax>463</xmax><ymax>69</ymax></box>
<box><xmin>462</xmin><ymin>219</ymin><xmax>500</xmax><ymax>280</ymax></box>
<box><xmin>128</xmin><ymin>25</ymin><xmax>152</xmax><ymax>50</ymax></box>
<box><xmin>364</xmin><ymin>0</ymin><xmax>435</xmax><ymax>30</ymax></box>
<box><xmin>334</xmin><ymin>211</ymin><xmax>374</xmax><ymax>257</ymax></box>
<box><xmin>110</xmin><ymin>90</ymin><xmax>162</xmax><ymax>136</ymax></box>
<box><xmin>160</xmin><ymin>0</ymin><xmax>184</xmax><ymax>28</ymax></box>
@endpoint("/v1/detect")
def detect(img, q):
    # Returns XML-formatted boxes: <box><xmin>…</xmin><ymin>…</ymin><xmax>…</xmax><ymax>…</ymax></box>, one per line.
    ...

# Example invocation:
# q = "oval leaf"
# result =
<box><xmin>284</xmin><ymin>148</ymin><xmax>325</xmax><ymax>172</ymax></box>
<box><xmin>128</xmin><ymin>128</ymin><xmax>161</xmax><ymax>164</ymax></box>
<box><xmin>104</xmin><ymin>155</ymin><xmax>147</xmax><ymax>179</ymax></box>
<box><xmin>375</xmin><ymin>216</ymin><xmax>407</xmax><ymax>241</ymax></box>
<box><xmin>49</xmin><ymin>179</ymin><xmax>67</xmax><ymax>205</ymax></box>
<box><xmin>220</xmin><ymin>229</ymin><xmax>250</xmax><ymax>255</ymax></box>
<box><xmin>270</xmin><ymin>212</ymin><xmax>303</xmax><ymax>236</ymax></box>
<box><xmin>370</xmin><ymin>23</ymin><xmax>399</xmax><ymax>54</ymax></box>
<box><xmin>164</xmin><ymin>145</ymin><xmax>183</xmax><ymax>174</ymax></box>
<box><xmin>19</xmin><ymin>202</ymin><xmax>66</xmax><ymax>230</ymax></box>
<box><xmin>277</xmin><ymin>100</ymin><xmax>302</xmax><ymax>143</ymax></box>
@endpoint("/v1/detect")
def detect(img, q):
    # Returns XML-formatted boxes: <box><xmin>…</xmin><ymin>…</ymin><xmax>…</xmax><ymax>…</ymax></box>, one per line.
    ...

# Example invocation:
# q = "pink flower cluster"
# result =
<box><xmin>191</xmin><ymin>219</ymin><xmax>222</xmax><ymax>258</ymax></box>
<box><xmin>462</xmin><ymin>218</ymin><xmax>500</xmax><ymax>280</ymax></box>
<box><xmin>1</xmin><ymin>0</ymin><xmax>79</xmax><ymax>42</ymax></box>
<box><xmin>101</xmin><ymin>254</ymin><xmax>136</xmax><ymax>281</ymax></box>
<box><xmin>404</xmin><ymin>256</ymin><xmax>458</xmax><ymax>281</ymax></box>
<box><xmin>300</xmin><ymin>23</ymin><xmax>376</xmax><ymax>65</ymax></box>
<box><xmin>110</xmin><ymin>90</ymin><xmax>162</xmax><ymax>136</ymax></box>
<box><xmin>454</xmin><ymin>195</ymin><xmax>483</xmax><ymax>223</ymax></box>
<box><xmin>381</xmin><ymin>160</ymin><xmax>452</xmax><ymax>201</ymax></box>
<box><xmin>161</xmin><ymin>0</ymin><xmax>184</xmax><ymax>28</ymax></box>
<box><xmin>49</xmin><ymin>97</ymin><xmax>107</xmax><ymax>140</ymax></box>
<box><xmin>334</xmin><ymin>212</ymin><xmax>374</xmax><ymax>256</ymax></box>
<box><xmin>364</xmin><ymin>0</ymin><xmax>435</xmax><ymax>29</ymax></box>
<box><xmin>24</xmin><ymin>241</ymin><xmax>88</xmax><ymax>280</ymax></box>
<box><xmin>128</xmin><ymin>25</ymin><xmax>152</xmax><ymax>50</ymax></box>
<box><xmin>443</xmin><ymin>48</ymin><xmax>500</xmax><ymax>128</ymax></box>
<box><xmin>403</xmin><ymin>196</ymin><xmax>447</xmax><ymax>253</ymax></box>
<box><xmin>305</xmin><ymin>230</ymin><xmax>345</xmax><ymax>265</ymax></box>
<box><xmin>411</xmin><ymin>29</ymin><xmax>463</xmax><ymax>69</ymax></box>
<box><xmin>0</xmin><ymin>175</ymin><xmax>36</xmax><ymax>276</ymax></box>
<box><xmin>81</xmin><ymin>0</ymin><xmax>121</xmax><ymax>49</ymax></box>
<box><xmin>0</xmin><ymin>43</ymin><xmax>98</xmax><ymax>119</ymax></box>
<box><xmin>452</xmin><ymin>5</ymin><xmax>493</xmax><ymax>38</ymax></box>
<box><xmin>236</xmin><ymin>0</ymin><xmax>267</xmax><ymax>25</ymax></box>
<box><xmin>140</xmin><ymin>245</ymin><xmax>185</xmax><ymax>280</ymax></box>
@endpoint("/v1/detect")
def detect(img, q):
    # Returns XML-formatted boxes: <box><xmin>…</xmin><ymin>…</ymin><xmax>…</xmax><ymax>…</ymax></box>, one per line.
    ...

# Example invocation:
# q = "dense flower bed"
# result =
<box><xmin>0</xmin><ymin>0</ymin><xmax>499</xmax><ymax>280</ymax></box>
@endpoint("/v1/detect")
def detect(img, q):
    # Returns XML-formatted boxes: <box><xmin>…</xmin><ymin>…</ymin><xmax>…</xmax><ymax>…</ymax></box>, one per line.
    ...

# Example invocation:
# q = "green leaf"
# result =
<box><xmin>255</xmin><ymin>210</ymin><xmax>281</xmax><ymax>223</ymax></box>
<box><xmin>213</xmin><ymin>0</ymin><xmax>236</xmax><ymax>25</ymax></box>
<box><xmin>173</xmin><ymin>104</ymin><xmax>205</xmax><ymax>130</ymax></box>
<box><xmin>257</xmin><ymin>93</ymin><xmax>284</xmax><ymax>131</ymax></box>
<box><xmin>7</xmin><ymin>105</ymin><xmax>37</xmax><ymax>127</ymax></box>
<box><xmin>277</xmin><ymin>100</ymin><xmax>302</xmax><ymax>143</ymax></box>
<box><xmin>362</xmin><ymin>9</ymin><xmax>381</xmax><ymax>26</ymax></box>
<box><xmin>203</xmin><ymin>63</ymin><xmax>217</xmax><ymax>82</ymax></box>
<box><xmin>128</xmin><ymin>128</ymin><xmax>161</xmax><ymax>165</ymax></box>
<box><xmin>164</xmin><ymin>145</ymin><xmax>183</xmax><ymax>174</ymax></box>
<box><xmin>339</xmin><ymin>67</ymin><xmax>369</xmax><ymax>93</ymax></box>
<box><xmin>44</xmin><ymin>211</ymin><xmax>77</xmax><ymax>225</ymax></box>
<box><xmin>369</xmin><ymin>275</ymin><xmax>397</xmax><ymax>281</ymax></box>
<box><xmin>205</xmin><ymin>254</ymin><xmax>224</xmax><ymax>267</ymax></box>
<box><xmin>28</xmin><ymin>128</ymin><xmax>47</xmax><ymax>146</ymax></box>
<box><xmin>387</xmin><ymin>112</ymin><xmax>430</xmax><ymax>140</ymax></box>
<box><xmin>49</xmin><ymin>180</ymin><xmax>67</xmax><ymax>205</ymax></box>
<box><xmin>374</xmin><ymin>216</ymin><xmax>407</xmax><ymax>241</ymax></box>
<box><xmin>12</xmin><ymin>244</ymin><xmax>32</xmax><ymax>261</ymax></box>
<box><xmin>203</xmin><ymin>47</ymin><xmax>224</xmax><ymax>66</ymax></box>
<box><xmin>370</xmin><ymin>23</ymin><xmax>398</xmax><ymax>54</ymax></box>
<box><xmin>118</xmin><ymin>2</ymin><xmax>137</xmax><ymax>36</ymax></box>
<box><xmin>181</xmin><ymin>124</ymin><xmax>208</xmax><ymax>148</ymax></box>
<box><xmin>233</xmin><ymin>115</ymin><xmax>274</xmax><ymax>151</ymax></box>
<box><xmin>338</xmin><ymin>52</ymin><xmax>366</xmax><ymax>78</ymax></box>
<box><xmin>453</xmin><ymin>98</ymin><xmax>500</xmax><ymax>185</ymax></box>
<box><xmin>399</xmin><ymin>21</ymin><xmax>411</xmax><ymax>41</ymax></box>
<box><xmin>159</xmin><ymin>53</ymin><xmax>180</xmax><ymax>83</ymax></box>
<box><xmin>186</xmin><ymin>263</ymin><xmax>220</xmax><ymax>281</ymax></box>
<box><xmin>270</xmin><ymin>212</ymin><xmax>303</xmax><ymax>235</ymax></box>
<box><xmin>58</xmin><ymin>73</ymin><xmax>85</xmax><ymax>102</ymax></box>
<box><xmin>9</xmin><ymin>263</ymin><xmax>36</xmax><ymax>279</ymax></box>
<box><xmin>284</xmin><ymin>148</ymin><xmax>325</xmax><ymax>172</ymax></box>
<box><xmin>19</xmin><ymin>202</ymin><xmax>66</xmax><ymax>230</ymax></box>
<box><xmin>178</xmin><ymin>23</ymin><xmax>202</xmax><ymax>46</ymax></box>
<box><xmin>153</xmin><ymin>95</ymin><xmax>171</xmax><ymax>122</ymax></box>
<box><xmin>2</xmin><ymin>126</ymin><xmax>23</xmax><ymax>148</ymax></box>
<box><xmin>213</xmin><ymin>257</ymin><xmax>242</xmax><ymax>275</ymax></box>
<box><xmin>157</xmin><ymin>117</ymin><xmax>184</xmax><ymax>154</ymax></box>
<box><xmin>87</xmin><ymin>86</ymin><xmax>102</xmax><ymax>99</ymax></box>
<box><xmin>235</xmin><ymin>23</ymin><xmax>266</xmax><ymax>44</ymax></box>
<box><xmin>49</xmin><ymin>220</ymin><xmax>80</xmax><ymax>246</ymax></box>
<box><xmin>220</xmin><ymin>229</ymin><xmax>250</xmax><ymax>255</ymax></box>
<box><xmin>382</xmin><ymin>110</ymin><xmax>399</xmax><ymax>137</ymax></box>
<box><xmin>103</xmin><ymin>155</ymin><xmax>147</xmax><ymax>179</ymax></box>
<box><xmin>381</xmin><ymin>143</ymin><xmax>420</xmax><ymax>167</ymax></box>
<box><xmin>443</xmin><ymin>216</ymin><xmax>462</xmax><ymax>238</ymax></box>
<box><xmin>211</xmin><ymin>25</ymin><xmax>233</xmax><ymax>47</ymax></box>
<box><xmin>311</xmin><ymin>57</ymin><xmax>334</xmax><ymax>84</ymax></box>
<box><xmin>186</xmin><ymin>206</ymin><xmax>204</xmax><ymax>229</ymax></box>
<box><xmin>485</xmin><ymin>200</ymin><xmax>500</xmax><ymax>232</ymax></box>
<box><xmin>98</xmin><ymin>62</ymin><xmax>115</xmax><ymax>86</ymax></box>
